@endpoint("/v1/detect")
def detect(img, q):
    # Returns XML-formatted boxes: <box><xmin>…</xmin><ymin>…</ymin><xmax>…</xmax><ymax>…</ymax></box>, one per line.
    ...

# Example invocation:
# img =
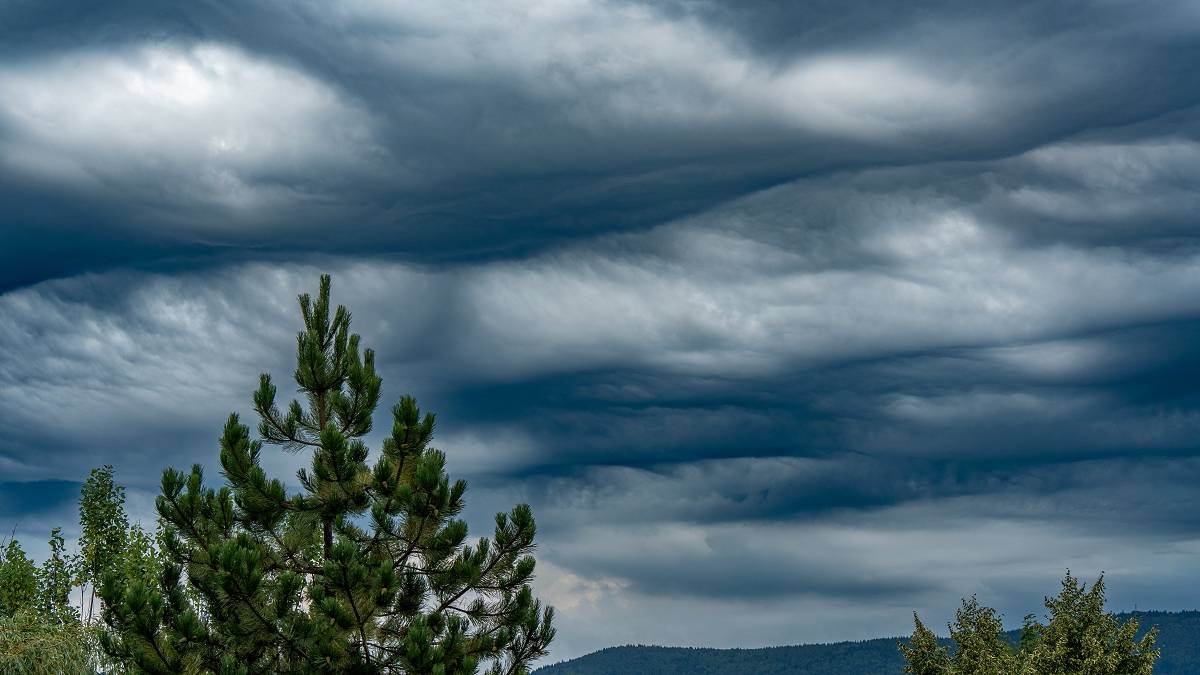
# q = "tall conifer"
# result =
<box><xmin>100</xmin><ymin>275</ymin><xmax>554</xmax><ymax>674</ymax></box>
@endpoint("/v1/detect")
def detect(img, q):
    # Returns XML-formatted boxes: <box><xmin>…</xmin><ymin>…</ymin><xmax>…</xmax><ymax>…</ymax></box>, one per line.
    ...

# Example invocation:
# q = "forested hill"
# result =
<box><xmin>532</xmin><ymin>640</ymin><xmax>902</xmax><ymax>675</ymax></box>
<box><xmin>534</xmin><ymin>611</ymin><xmax>1200</xmax><ymax>675</ymax></box>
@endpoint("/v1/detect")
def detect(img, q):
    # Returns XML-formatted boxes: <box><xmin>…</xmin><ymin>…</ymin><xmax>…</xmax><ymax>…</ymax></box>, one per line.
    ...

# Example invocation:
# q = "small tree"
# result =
<box><xmin>0</xmin><ymin>530</ymin><xmax>94</xmax><ymax>674</ymax></box>
<box><xmin>902</xmin><ymin>598</ymin><xmax>1015</xmax><ymax>675</ymax></box>
<box><xmin>36</xmin><ymin>528</ymin><xmax>75</xmax><ymax>624</ymax></box>
<box><xmin>901</xmin><ymin>573</ymin><xmax>1160</xmax><ymax>675</ymax></box>
<box><xmin>1015</xmin><ymin>614</ymin><xmax>1042</xmax><ymax>672</ymax></box>
<box><xmin>78</xmin><ymin>464</ymin><xmax>130</xmax><ymax>624</ymax></box>
<box><xmin>900</xmin><ymin>613</ymin><xmax>950</xmax><ymax>675</ymax></box>
<box><xmin>949</xmin><ymin>597</ymin><xmax>1016</xmax><ymax>675</ymax></box>
<box><xmin>100</xmin><ymin>275</ymin><xmax>555</xmax><ymax>674</ymax></box>
<box><xmin>120</xmin><ymin>523</ymin><xmax>163</xmax><ymax>590</ymax></box>
<box><xmin>1022</xmin><ymin>573</ymin><xmax>1157</xmax><ymax>675</ymax></box>
<box><xmin>0</xmin><ymin>537</ymin><xmax>37</xmax><ymax>617</ymax></box>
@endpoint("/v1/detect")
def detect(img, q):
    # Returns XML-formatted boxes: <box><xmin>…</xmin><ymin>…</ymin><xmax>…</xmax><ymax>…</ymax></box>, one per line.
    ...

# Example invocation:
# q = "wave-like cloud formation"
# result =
<box><xmin>3</xmin><ymin>0</ymin><xmax>1200</xmax><ymax>662</ymax></box>
<box><xmin>3</xmin><ymin>0</ymin><xmax>1200</xmax><ymax>289</ymax></box>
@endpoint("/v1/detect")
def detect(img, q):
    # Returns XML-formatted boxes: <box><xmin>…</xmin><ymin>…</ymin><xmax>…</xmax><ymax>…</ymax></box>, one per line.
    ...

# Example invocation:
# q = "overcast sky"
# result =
<box><xmin>4</xmin><ymin>0</ymin><xmax>1200</xmax><ymax>663</ymax></box>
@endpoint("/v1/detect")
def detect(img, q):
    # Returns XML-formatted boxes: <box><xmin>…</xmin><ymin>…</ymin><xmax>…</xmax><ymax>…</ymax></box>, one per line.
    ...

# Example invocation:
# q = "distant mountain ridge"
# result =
<box><xmin>534</xmin><ymin>610</ymin><xmax>1200</xmax><ymax>675</ymax></box>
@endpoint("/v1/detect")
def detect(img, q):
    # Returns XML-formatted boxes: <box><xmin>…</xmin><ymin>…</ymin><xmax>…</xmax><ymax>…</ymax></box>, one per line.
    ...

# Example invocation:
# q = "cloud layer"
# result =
<box><xmin>4</xmin><ymin>0</ymin><xmax>1200</xmax><ymax>290</ymax></box>
<box><xmin>3</xmin><ymin>0</ymin><xmax>1200</xmax><ymax>662</ymax></box>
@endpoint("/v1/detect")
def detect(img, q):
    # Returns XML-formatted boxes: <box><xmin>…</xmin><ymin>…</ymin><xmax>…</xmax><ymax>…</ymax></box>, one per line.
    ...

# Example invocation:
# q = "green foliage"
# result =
<box><xmin>902</xmin><ymin>596</ymin><xmax>1016</xmax><ymax>675</ymax></box>
<box><xmin>900</xmin><ymin>613</ymin><xmax>950</xmax><ymax>675</ymax></box>
<box><xmin>120</xmin><ymin>524</ymin><xmax>163</xmax><ymax>590</ymax></box>
<box><xmin>0</xmin><ymin>538</ymin><xmax>37</xmax><ymax>618</ymax></box>
<box><xmin>535</xmin><ymin>642</ymin><xmax>911</xmax><ymax>675</ymax></box>
<box><xmin>99</xmin><ymin>275</ymin><xmax>555</xmax><ymax>674</ymax></box>
<box><xmin>78</xmin><ymin>464</ymin><xmax>131</xmax><ymax>624</ymax></box>
<box><xmin>1131</xmin><ymin>611</ymin><xmax>1200</xmax><ymax>674</ymax></box>
<box><xmin>1016</xmin><ymin>614</ymin><xmax>1042</xmax><ymax>671</ymax></box>
<box><xmin>534</xmin><ymin>611</ymin><xmax>1196</xmax><ymax>675</ymax></box>
<box><xmin>0</xmin><ymin>610</ymin><xmax>95</xmax><ymax>675</ymax></box>
<box><xmin>1022</xmin><ymin>573</ymin><xmax>1157</xmax><ymax>675</ymax></box>
<box><xmin>900</xmin><ymin>573</ymin><xmax>1159</xmax><ymax>675</ymax></box>
<box><xmin>0</xmin><ymin>529</ymin><xmax>94</xmax><ymax>674</ymax></box>
<box><xmin>948</xmin><ymin>597</ymin><xmax>1017</xmax><ymax>675</ymax></box>
<box><xmin>35</xmin><ymin>528</ymin><xmax>75</xmax><ymax>625</ymax></box>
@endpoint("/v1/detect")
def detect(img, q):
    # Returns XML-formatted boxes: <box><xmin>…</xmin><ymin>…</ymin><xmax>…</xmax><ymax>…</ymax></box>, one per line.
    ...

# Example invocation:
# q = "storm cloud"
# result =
<box><xmin>3</xmin><ymin>0</ymin><xmax>1200</xmax><ymax>662</ymax></box>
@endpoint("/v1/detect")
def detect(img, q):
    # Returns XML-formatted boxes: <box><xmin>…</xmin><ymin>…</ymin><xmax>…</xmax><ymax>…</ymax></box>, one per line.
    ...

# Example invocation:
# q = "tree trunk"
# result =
<box><xmin>319</xmin><ymin>389</ymin><xmax>332</xmax><ymax>558</ymax></box>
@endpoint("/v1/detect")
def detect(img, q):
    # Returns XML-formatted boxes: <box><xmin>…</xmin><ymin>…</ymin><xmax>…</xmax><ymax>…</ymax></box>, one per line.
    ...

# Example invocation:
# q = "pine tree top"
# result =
<box><xmin>100</xmin><ymin>275</ymin><xmax>556</xmax><ymax>674</ymax></box>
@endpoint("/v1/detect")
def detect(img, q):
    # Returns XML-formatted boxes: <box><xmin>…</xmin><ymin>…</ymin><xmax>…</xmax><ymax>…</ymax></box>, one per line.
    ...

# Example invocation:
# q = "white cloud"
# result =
<box><xmin>884</xmin><ymin>391</ymin><xmax>1102</xmax><ymax>426</ymax></box>
<box><xmin>3</xmin><ymin>3</ymin><xmax>1200</xmax><ymax>662</ymax></box>
<box><xmin>452</xmin><ymin>204</ymin><xmax>1200</xmax><ymax>380</ymax></box>
<box><xmin>1005</xmin><ymin>139</ymin><xmax>1200</xmax><ymax>224</ymax></box>
<box><xmin>391</xmin><ymin>1</ymin><xmax>981</xmax><ymax>140</ymax></box>
<box><xmin>529</xmin><ymin>491</ymin><xmax>1200</xmax><ymax>659</ymax></box>
<box><xmin>0</xmin><ymin>43</ymin><xmax>384</xmax><ymax>218</ymax></box>
<box><xmin>0</xmin><ymin>0</ymin><xmax>984</xmax><ymax>228</ymax></box>
<box><xmin>980</xmin><ymin>338</ymin><xmax>1120</xmax><ymax>380</ymax></box>
<box><xmin>6</xmin><ymin>140</ymin><xmax>1200</xmax><ymax>478</ymax></box>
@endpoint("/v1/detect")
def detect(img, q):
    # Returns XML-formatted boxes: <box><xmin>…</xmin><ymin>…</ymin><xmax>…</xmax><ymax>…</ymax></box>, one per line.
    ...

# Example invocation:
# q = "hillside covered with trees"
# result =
<box><xmin>534</xmin><ymin>611</ymin><xmax>1200</xmax><ymax>675</ymax></box>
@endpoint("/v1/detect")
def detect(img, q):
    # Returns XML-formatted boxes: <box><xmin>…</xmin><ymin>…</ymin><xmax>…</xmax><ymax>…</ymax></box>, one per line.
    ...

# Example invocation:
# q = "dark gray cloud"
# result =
<box><xmin>3</xmin><ymin>0</ymin><xmax>1200</xmax><ymax>663</ymax></box>
<box><xmin>3</xmin><ymin>0</ymin><xmax>1200</xmax><ymax>291</ymax></box>
<box><xmin>0</xmin><ymin>480</ymin><xmax>77</xmax><ymax>516</ymax></box>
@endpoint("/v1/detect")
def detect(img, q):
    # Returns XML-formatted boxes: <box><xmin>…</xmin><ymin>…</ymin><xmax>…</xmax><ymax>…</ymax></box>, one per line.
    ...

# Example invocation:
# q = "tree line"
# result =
<box><xmin>1</xmin><ymin>463</ymin><xmax>157</xmax><ymax>673</ymax></box>
<box><xmin>900</xmin><ymin>573</ymin><xmax>1158</xmax><ymax>674</ymax></box>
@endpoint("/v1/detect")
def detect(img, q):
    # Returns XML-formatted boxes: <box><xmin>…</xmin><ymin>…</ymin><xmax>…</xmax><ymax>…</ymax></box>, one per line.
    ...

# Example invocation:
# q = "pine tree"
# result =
<box><xmin>1022</xmin><ymin>573</ymin><xmax>1157</xmax><ymax>675</ymax></box>
<box><xmin>100</xmin><ymin>275</ymin><xmax>555</xmax><ymax>674</ymax></box>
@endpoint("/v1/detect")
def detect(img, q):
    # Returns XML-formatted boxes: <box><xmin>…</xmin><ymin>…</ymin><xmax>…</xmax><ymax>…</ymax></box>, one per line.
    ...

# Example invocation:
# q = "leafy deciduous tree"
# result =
<box><xmin>36</xmin><ymin>527</ymin><xmax>75</xmax><ymax>625</ymax></box>
<box><xmin>901</xmin><ymin>573</ymin><xmax>1160</xmax><ymax>675</ymax></box>
<box><xmin>901</xmin><ymin>597</ymin><xmax>1016</xmax><ymax>675</ymax></box>
<box><xmin>900</xmin><ymin>613</ymin><xmax>951</xmax><ymax>675</ymax></box>
<box><xmin>120</xmin><ymin>523</ymin><xmax>164</xmax><ymax>590</ymax></box>
<box><xmin>79</xmin><ymin>464</ymin><xmax>130</xmax><ymax>624</ymax></box>
<box><xmin>0</xmin><ymin>536</ymin><xmax>37</xmax><ymax>617</ymax></box>
<box><xmin>1022</xmin><ymin>573</ymin><xmax>1157</xmax><ymax>675</ymax></box>
<box><xmin>0</xmin><ymin>529</ymin><xmax>94</xmax><ymax>674</ymax></box>
<box><xmin>949</xmin><ymin>597</ymin><xmax>1017</xmax><ymax>675</ymax></box>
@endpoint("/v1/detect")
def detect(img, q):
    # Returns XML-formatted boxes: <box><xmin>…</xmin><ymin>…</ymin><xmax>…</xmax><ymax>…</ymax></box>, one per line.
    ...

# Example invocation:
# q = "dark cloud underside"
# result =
<box><xmin>3</xmin><ymin>0</ymin><xmax>1200</xmax><ymax>661</ymax></box>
